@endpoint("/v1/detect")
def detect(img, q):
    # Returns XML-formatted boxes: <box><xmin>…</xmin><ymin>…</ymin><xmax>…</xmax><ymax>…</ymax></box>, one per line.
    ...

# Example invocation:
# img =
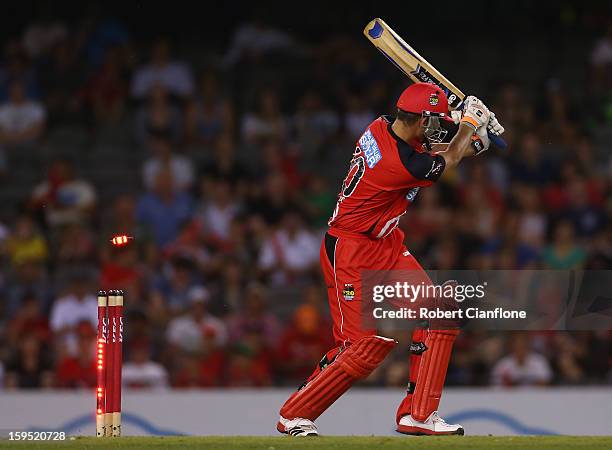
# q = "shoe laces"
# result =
<box><xmin>294</xmin><ymin>419</ymin><xmax>317</xmax><ymax>431</ymax></box>
<box><xmin>431</xmin><ymin>411</ymin><xmax>446</xmax><ymax>424</ymax></box>
<box><xmin>298</xmin><ymin>423</ymin><xmax>317</xmax><ymax>432</ymax></box>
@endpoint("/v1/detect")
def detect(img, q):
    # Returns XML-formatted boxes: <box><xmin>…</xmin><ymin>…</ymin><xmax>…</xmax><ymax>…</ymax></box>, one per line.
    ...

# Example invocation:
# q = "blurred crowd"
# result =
<box><xmin>0</xmin><ymin>9</ymin><xmax>611</xmax><ymax>390</ymax></box>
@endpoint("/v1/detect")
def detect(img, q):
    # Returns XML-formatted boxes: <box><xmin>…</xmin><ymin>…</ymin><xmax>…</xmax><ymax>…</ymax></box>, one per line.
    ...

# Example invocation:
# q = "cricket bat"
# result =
<box><xmin>364</xmin><ymin>18</ymin><xmax>507</xmax><ymax>149</ymax></box>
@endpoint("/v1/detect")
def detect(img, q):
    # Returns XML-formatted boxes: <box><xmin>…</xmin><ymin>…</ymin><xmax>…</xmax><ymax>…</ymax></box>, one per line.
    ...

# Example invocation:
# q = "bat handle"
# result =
<box><xmin>455</xmin><ymin>101</ymin><xmax>507</xmax><ymax>150</ymax></box>
<box><xmin>489</xmin><ymin>132</ymin><xmax>507</xmax><ymax>150</ymax></box>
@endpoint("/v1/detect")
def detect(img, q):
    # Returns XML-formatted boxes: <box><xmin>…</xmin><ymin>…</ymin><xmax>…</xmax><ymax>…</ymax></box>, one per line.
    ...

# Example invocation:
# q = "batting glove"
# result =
<box><xmin>461</xmin><ymin>96</ymin><xmax>490</xmax><ymax>131</ymax></box>
<box><xmin>487</xmin><ymin>111</ymin><xmax>505</xmax><ymax>136</ymax></box>
<box><xmin>450</xmin><ymin>110</ymin><xmax>462</xmax><ymax>125</ymax></box>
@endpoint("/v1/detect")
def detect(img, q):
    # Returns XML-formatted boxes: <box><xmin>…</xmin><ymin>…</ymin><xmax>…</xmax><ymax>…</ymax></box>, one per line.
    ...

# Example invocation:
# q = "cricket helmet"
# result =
<box><xmin>396</xmin><ymin>82</ymin><xmax>449</xmax><ymax>116</ymax></box>
<box><xmin>396</xmin><ymin>82</ymin><xmax>451</xmax><ymax>144</ymax></box>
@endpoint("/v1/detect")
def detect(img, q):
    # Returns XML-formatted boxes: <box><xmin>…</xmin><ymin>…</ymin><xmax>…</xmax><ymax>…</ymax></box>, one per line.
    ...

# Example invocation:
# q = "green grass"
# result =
<box><xmin>2</xmin><ymin>436</ymin><xmax>612</xmax><ymax>449</ymax></box>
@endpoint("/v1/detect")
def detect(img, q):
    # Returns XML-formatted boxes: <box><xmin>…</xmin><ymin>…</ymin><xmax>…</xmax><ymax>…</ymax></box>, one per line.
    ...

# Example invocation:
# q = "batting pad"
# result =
<box><xmin>411</xmin><ymin>329</ymin><xmax>459</xmax><ymax>422</ymax></box>
<box><xmin>395</xmin><ymin>327</ymin><xmax>428</xmax><ymax>423</ymax></box>
<box><xmin>280</xmin><ymin>335</ymin><xmax>397</xmax><ymax>421</ymax></box>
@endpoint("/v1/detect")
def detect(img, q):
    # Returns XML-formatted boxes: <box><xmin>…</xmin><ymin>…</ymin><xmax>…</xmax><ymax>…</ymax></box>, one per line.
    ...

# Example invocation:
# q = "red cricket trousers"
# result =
<box><xmin>322</xmin><ymin>227</ymin><xmax>430</xmax><ymax>345</ymax></box>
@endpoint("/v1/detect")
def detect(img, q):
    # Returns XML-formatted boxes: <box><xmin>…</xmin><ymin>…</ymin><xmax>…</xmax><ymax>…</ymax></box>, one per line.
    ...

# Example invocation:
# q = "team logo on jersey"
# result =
<box><xmin>429</xmin><ymin>92</ymin><xmax>439</xmax><ymax>106</ymax></box>
<box><xmin>425</xmin><ymin>160</ymin><xmax>444</xmax><ymax>179</ymax></box>
<box><xmin>342</xmin><ymin>283</ymin><xmax>356</xmax><ymax>301</ymax></box>
<box><xmin>406</xmin><ymin>187</ymin><xmax>420</xmax><ymax>202</ymax></box>
<box><xmin>358</xmin><ymin>129</ymin><xmax>382</xmax><ymax>169</ymax></box>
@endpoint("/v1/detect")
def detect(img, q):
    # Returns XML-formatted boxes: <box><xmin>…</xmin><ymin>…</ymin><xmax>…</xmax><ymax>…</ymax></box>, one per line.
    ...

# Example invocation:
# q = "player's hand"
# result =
<box><xmin>461</xmin><ymin>96</ymin><xmax>490</xmax><ymax>131</ymax></box>
<box><xmin>452</xmin><ymin>108</ymin><xmax>503</xmax><ymax>134</ymax></box>
<box><xmin>453</xmin><ymin>101</ymin><xmax>504</xmax><ymax>136</ymax></box>
<box><xmin>487</xmin><ymin>111</ymin><xmax>505</xmax><ymax>136</ymax></box>
<box><xmin>471</xmin><ymin>125</ymin><xmax>490</xmax><ymax>155</ymax></box>
<box><xmin>450</xmin><ymin>110</ymin><xmax>462</xmax><ymax>125</ymax></box>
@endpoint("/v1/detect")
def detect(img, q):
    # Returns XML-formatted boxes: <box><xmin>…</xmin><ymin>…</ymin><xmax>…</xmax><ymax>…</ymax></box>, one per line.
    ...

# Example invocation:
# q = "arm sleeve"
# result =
<box><xmin>398</xmin><ymin>147</ymin><xmax>446</xmax><ymax>183</ymax></box>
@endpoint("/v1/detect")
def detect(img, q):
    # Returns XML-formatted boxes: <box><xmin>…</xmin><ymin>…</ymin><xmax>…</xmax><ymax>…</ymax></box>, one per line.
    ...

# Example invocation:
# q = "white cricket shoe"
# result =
<box><xmin>397</xmin><ymin>411</ymin><xmax>464</xmax><ymax>436</ymax></box>
<box><xmin>276</xmin><ymin>416</ymin><xmax>319</xmax><ymax>436</ymax></box>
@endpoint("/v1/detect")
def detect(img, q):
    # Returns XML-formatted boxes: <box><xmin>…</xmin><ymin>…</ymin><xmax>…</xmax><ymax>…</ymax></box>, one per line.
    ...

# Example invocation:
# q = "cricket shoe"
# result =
<box><xmin>397</xmin><ymin>411</ymin><xmax>464</xmax><ymax>436</ymax></box>
<box><xmin>277</xmin><ymin>416</ymin><xmax>319</xmax><ymax>436</ymax></box>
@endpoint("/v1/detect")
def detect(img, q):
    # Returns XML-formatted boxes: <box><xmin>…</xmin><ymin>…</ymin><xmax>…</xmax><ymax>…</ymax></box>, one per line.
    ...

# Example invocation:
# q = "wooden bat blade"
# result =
<box><xmin>364</xmin><ymin>18</ymin><xmax>508</xmax><ymax>150</ymax></box>
<box><xmin>364</xmin><ymin>18</ymin><xmax>464</xmax><ymax>109</ymax></box>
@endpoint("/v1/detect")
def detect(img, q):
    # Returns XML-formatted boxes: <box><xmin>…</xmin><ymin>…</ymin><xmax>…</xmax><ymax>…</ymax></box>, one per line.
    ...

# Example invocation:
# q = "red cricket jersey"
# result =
<box><xmin>328</xmin><ymin>116</ymin><xmax>446</xmax><ymax>239</ymax></box>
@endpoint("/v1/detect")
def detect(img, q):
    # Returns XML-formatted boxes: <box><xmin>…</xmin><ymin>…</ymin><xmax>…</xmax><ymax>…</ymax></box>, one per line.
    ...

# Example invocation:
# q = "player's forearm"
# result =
<box><xmin>439</xmin><ymin>123</ymin><xmax>475</xmax><ymax>169</ymax></box>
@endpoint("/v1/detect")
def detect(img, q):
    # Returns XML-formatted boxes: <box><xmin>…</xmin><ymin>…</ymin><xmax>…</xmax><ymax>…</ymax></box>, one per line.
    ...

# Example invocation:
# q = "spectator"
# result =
<box><xmin>122</xmin><ymin>342</ymin><xmax>168</xmax><ymax>389</ymax></box>
<box><xmin>6</xmin><ymin>293</ymin><xmax>50</xmax><ymax>345</ymax></box>
<box><xmin>184</xmin><ymin>72</ymin><xmax>234</xmax><ymax>145</ymax></box>
<box><xmin>39</xmin><ymin>40</ymin><xmax>83</xmax><ymax>124</ymax></box>
<box><xmin>170</xmin><ymin>292</ymin><xmax>227</xmax><ymax>387</ymax></box>
<box><xmin>459</xmin><ymin>162</ymin><xmax>504</xmax><ymax>242</ymax></box>
<box><xmin>214</xmin><ymin>259</ymin><xmax>246</xmax><ymax>314</ymax></box>
<box><xmin>49</xmin><ymin>273</ymin><xmax>97</xmax><ymax>357</ymax></box>
<box><xmin>258</xmin><ymin>210</ymin><xmax>319</xmax><ymax>285</ymax></box>
<box><xmin>509</xmin><ymin>132</ymin><xmax>554</xmax><ymax>186</ymax></box>
<box><xmin>79</xmin><ymin>47</ymin><xmax>128</xmax><ymax>124</ymax></box>
<box><xmin>515</xmin><ymin>185</ymin><xmax>547</xmax><ymax>250</ymax></box>
<box><xmin>542</xmin><ymin>221</ymin><xmax>586</xmax><ymax>269</ymax></box>
<box><xmin>200</xmin><ymin>134</ymin><xmax>249</xmax><ymax>186</ymax></box>
<box><xmin>161</xmin><ymin>219</ymin><xmax>214</xmax><ymax>269</ymax></box>
<box><xmin>5</xmin><ymin>215</ymin><xmax>48</xmax><ymax>266</ymax></box>
<box><xmin>0</xmin><ymin>43</ymin><xmax>39</xmax><ymax>100</ymax></box>
<box><xmin>293</xmin><ymin>91</ymin><xmax>340</xmax><ymax>158</ymax></box>
<box><xmin>122</xmin><ymin>310</ymin><xmax>155</xmax><ymax>358</ymax></box>
<box><xmin>275</xmin><ymin>304</ymin><xmax>333</xmax><ymax>384</ymax></box>
<box><xmin>4</xmin><ymin>332</ymin><xmax>53</xmax><ymax>389</ymax></box>
<box><xmin>197</xmin><ymin>179</ymin><xmax>241</xmax><ymax>245</ymax></box>
<box><xmin>131</xmin><ymin>38</ymin><xmax>194</xmax><ymax>99</ymax></box>
<box><xmin>564</xmin><ymin>178</ymin><xmax>607</xmax><ymax>237</ymax></box>
<box><xmin>80</xmin><ymin>15</ymin><xmax>130</xmax><ymax>68</ymax></box>
<box><xmin>22</xmin><ymin>15</ymin><xmax>68</xmax><ymax>59</ymax></box>
<box><xmin>0</xmin><ymin>80</ymin><xmax>45</xmax><ymax>145</ymax></box>
<box><xmin>151</xmin><ymin>258</ymin><xmax>200</xmax><ymax>314</ymax></box>
<box><xmin>223</xmin><ymin>20</ymin><xmax>295</xmax><ymax>66</ymax></box>
<box><xmin>227</xmin><ymin>283</ymin><xmax>281</xmax><ymax>349</ymax></box>
<box><xmin>299</xmin><ymin>175</ymin><xmax>336</xmax><ymax>230</ymax></box>
<box><xmin>491</xmin><ymin>333</ymin><xmax>552</xmax><ymax>386</ymax></box>
<box><xmin>166</xmin><ymin>286</ymin><xmax>228</xmax><ymax>354</ymax></box>
<box><xmin>100</xmin><ymin>244</ymin><xmax>143</xmax><ymax>301</ymax></box>
<box><xmin>550</xmin><ymin>333</ymin><xmax>587</xmax><ymax>385</ymax></box>
<box><xmin>135</xmin><ymin>85</ymin><xmax>182</xmax><ymax>145</ymax></box>
<box><xmin>3</xmin><ymin>262</ymin><xmax>52</xmax><ymax>318</ymax></box>
<box><xmin>55</xmin><ymin>223</ymin><xmax>96</xmax><ymax>265</ymax></box>
<box><xmin>402</xmin><ymin>186</ymin><xmax>449</xmax><ymax>254</ymax></box>
<box><xmin>0</xmin><ymin>80</ymin><xmax>45</xmax><ymax>174</ymax></box>
<box><xmin>259</xmin><ymin>140</ymin><xmax>302</xmax><ymax>190</ymax></box>
<box><xmin>225</xmin><ymin>335</ymin><xmax>272</xmax><ymax>387</ymax></box>
<box><xmin>247</xmin><ymin>172</ymin><xmax>295</xmax><ymax>225</ymax></box>
<box><xmin>590</xmin><ymin>25</ymin><xmax>612</xmax><ymax>91</ymax></box>
<box><xmin>0</xmin><ymin>217</ymin><xmax>9</xmax><ymax>248</ymax></box>
<box><xmin>101</xmin><ymin>194</ymin><xmax>155</xmax><ymax>259</ymax></box>
<box><xmin>242</xmin><ymin>89</ymin><xmax>287</xmax><ymax>143</ymax></box>
<box><xmin>171</xmin><ymin>351</ymin><xmax>224</xmax><ymax>388</ymax></box>
<box><xmin>142</xmin><ymin>132</ymin><xmax>194</xmax><ymax>192</ymax></box>
<box><xmin>55</xmin><ymin>321</ymin><xmax>96</xmax><ymax>388</ymax></box>
<box><xmin>30</xmin><ymin>158</ymin><xmax>97</xmax><ymax>227</ymax></box>
<box><xmin>136</xmin><ymin>169</ymin><xmax>194</xmax><ymax>247</ymax></box>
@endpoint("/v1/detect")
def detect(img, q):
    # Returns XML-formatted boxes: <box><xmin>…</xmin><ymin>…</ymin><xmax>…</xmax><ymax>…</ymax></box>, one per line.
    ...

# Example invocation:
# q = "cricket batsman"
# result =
<box><xmin>276</xmin><ymin>82</ymin><xmax>504</xmax><ymax>436</ymax></box>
